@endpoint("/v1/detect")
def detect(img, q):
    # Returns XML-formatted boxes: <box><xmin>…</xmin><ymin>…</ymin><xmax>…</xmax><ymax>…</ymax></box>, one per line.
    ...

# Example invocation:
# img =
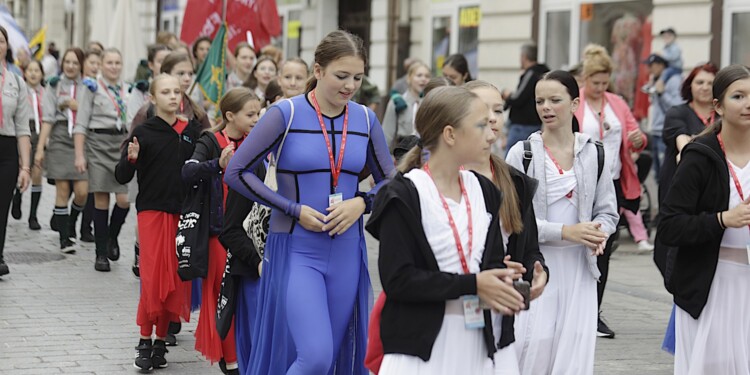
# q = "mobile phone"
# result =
<box><xmin>513</xmin><ymin>280</ymin><xmax>531</xmax><ymax>310</ymax></box>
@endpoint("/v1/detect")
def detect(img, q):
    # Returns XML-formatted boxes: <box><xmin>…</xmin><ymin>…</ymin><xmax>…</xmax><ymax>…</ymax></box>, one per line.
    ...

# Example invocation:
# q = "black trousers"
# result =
<box><xmin>0</xmin><ymin>136</ymin><xmax>19</xmax><ymax>259</ymax></box>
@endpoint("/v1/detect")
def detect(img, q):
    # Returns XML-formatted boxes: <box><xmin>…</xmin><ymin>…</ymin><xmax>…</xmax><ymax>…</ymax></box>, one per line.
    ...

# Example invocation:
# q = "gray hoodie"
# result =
<box><xmin>506</xmin><ymin>131</ymin><xmax>619</xmax><ymax>279</ymax></box>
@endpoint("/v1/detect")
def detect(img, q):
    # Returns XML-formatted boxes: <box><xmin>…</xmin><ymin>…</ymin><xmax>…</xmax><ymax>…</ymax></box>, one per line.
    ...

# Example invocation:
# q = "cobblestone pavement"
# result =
<box><xmin>1</xmin><ymin>188</ymin><xmax>674</xmax><ymax>374</ymax></box>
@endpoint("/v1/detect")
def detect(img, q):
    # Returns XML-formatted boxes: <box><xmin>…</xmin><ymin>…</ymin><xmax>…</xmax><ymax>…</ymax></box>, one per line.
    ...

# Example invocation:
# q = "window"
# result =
<box><xmin>544</xmin><ymin>10</ymin><xmax>570</xmax><ymax>70</ymax></box>
<box><xmin>431</xmin><ymin>16</ymin><xmax>451</xmax><ymax>76</ymax></box>
<box><xmin>730</xmin><ymin>12</ymin><xmax>750</xmax><ymax>65</ymax></box>
<box><xmin>458</xmin><ymin>6</ymin><xmax>480</xmax><ymax>79</ymax></box>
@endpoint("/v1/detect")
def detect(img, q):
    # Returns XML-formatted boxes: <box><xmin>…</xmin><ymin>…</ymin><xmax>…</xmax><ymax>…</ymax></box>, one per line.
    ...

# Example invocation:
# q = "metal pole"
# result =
<box><xmin>156</xmin><ymin>0</ymin><xmax>163</xmax><ymax>34</ymax></box>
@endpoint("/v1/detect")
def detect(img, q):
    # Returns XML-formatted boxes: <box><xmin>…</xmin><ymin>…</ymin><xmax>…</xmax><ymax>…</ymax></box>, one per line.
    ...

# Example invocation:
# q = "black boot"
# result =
<box><xmin>28</xmin><ymin>186</ymin><xmax>41</xmax><ymax>230</ymax></box>
<box><xmin>55</xmin><ymin>207</ymin><xmax>76</xmax><ymax>254</ymax></box>
<box><xmin>107</xmin><ymin>206</ymin><xmax>129</xmax><ymax>261</ymax></box>
<box><xmin>94</xmin><ymin>229</ymin><xmax>110</xmax><ymax>272</ymax></box>
<box><xmin>11</xmin><ymin>188</ymin><xmax>21</xmax><ymax>220</ymax></box>
<box><xmin>134</xmin><ymin>339</ymin><xmax>153</xmax><ymax>371</ymax></box>
<box><xmin>151</xmin><ymin>339</ymin><xmax>168</xmax><ymax>369</ymax></box>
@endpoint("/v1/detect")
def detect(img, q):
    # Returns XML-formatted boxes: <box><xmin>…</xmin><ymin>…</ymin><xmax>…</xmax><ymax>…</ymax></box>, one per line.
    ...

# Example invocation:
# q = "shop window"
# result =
<box><xmin>458</xmin><ymin>5</ymin><xmax>480</xmax><ymax>79</ymax></box>
<box><xmin>432</xmin><ymin>16</ymin><xmax>451</xmax><ymax>76</ymax></box>
<box><xmin>544</xmin><ymin>10</ymin><xmax>570</xmax><ymax>70</ymax></box>
<box><xmin>730</xmin><ymin>12</ymin><xmax>750</xmax><ymax>66</ymax></box>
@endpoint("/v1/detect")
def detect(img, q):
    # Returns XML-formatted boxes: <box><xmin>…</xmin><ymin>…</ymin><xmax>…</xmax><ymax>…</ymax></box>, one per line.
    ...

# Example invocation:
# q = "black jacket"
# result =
<box><xmin>504</xmin><ymin>63</ymin><xmax>550</xmax><ymax>125</ymax></box>
<box><xmin>115</xmin><ymin>116</ymin><xmax>202</xmax><ymax>214</ymax></box>
<box><xmin>182</xmin><ymin>131</ymin><xmax>228</xmax><ymax>235</ymax></box>
<box><xmin>656</xmin><ymin>130</ymin><xmax>728</xmax><ymax>319</ymax></box>
<box><xmin>365</xmin><ymin>171</ymin><xmax>504</xmax><ymax>361</ymax></box>
<box><xmin>497</xmin><ymin>166</ymin><xmax>547</xmax><ymax>348</ymax></box>
<box><xmin>218</xmin><ymin>184</ymin><xmax>265</xmax><ymax>280</ymax></box>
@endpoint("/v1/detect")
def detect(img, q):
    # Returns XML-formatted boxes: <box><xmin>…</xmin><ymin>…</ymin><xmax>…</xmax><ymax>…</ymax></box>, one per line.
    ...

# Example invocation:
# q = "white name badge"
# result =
<box><xmin>328</xmin><ymin>192</ymin><xmax>343</xmax><ymax>207</ymax></box>
<box><xmin>462</xmin><ymin>295</ymin><xmax>485</xmax><ymax>329</ymax></box>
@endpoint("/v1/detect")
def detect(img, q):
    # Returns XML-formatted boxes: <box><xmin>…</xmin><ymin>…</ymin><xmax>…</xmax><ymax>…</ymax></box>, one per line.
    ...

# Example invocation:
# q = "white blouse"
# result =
<box><xmin>582</xmin><ymin>102</ymin><xmax>623</xmax><ymax>179</ymax></box>
<box><xmin>405</xmin><ymin>169</ymin><xmax>492</xmax><ymax>274</ymax></box>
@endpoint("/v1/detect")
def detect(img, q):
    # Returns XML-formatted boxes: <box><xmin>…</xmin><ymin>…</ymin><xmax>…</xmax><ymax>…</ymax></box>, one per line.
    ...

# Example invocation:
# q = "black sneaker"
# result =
<box><xmin>168</xmin><ymin>321</ymin><xmax>181</xmax><ymax>335</ymax></box>
<box><xmin>107</xmin><ymin>238</ymin><xmax>120</xmax><ymax>261</ymax></box>
<box><xmin>28</xmin><ymin>217</ymin><xmax>41</xmax><ymax>230</ymax></box>
<box><xmin>50</xmin><ymin>215</ymin><xmax>59</xmax><ymax>232</ymax></box>
<box><xmin>151</xmin><ymin>339</ymin><xmax>168</xmax><ymax>369</ymax></box>
<box><xmin>132</xmin><ymin>252</ymin><xmax>140</xmax><ymax>278</ymax></box>
<box><xmin>60</xmin><ymin>238</ymin><xmax>76</xmax><ymax>254</ymax></box>
<box><xmin>11</xmin><ymin>191</ymin><xmax>21</xmax><ymax>219</ymax></box>
<box><xmin>80</xmin><ymin>230</ymin><xmax>94</xmax><ymax>243</ymax></box>
<box><xmin>597</xmin><ymin>315</ymin><xmax>616</xmax><ymax>339</ymax></box>
<box><xmin>94</xmin><ymin>255</ymin><xmax>110</xmax><ymax>272</ymax></box>
<box><xmin>0</xmin><ymin>261</ymin><xmax>9</xmax><ymax>277</ymax></box>
<box><xmin>164</xmin><ymin>333</ymin><xmax>177</xmax><ymax>347</ymax></box>
<box><xmin>134</xmin><ymin>339</ymin><xmax>153</xmax><ymax>372</ymax></box>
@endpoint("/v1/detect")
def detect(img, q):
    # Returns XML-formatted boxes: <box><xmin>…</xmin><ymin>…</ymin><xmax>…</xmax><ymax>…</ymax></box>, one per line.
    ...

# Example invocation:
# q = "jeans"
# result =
<box><xmin>651</xmin><ymin>134</ymin><xmax>666</xmax><ymax>180</ymax></box>
<box><xmin>505</xmin><ymin>123</ymin><xmax>541</xmax><ymax>156</ymax></box>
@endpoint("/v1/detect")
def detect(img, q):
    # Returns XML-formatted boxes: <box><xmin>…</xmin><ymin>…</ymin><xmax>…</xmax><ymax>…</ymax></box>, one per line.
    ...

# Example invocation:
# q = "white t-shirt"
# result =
<box><xmin>582</xmin><ymin>102</ymin><xmax>622</xmax><ymax>179</ymax></box>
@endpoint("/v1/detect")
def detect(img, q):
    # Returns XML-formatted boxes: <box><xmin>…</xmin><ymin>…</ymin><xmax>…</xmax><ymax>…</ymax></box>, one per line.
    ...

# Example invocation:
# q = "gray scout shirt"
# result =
<box><xmin>74</xmin><ymin>79</ymin><xmax>127</xmax><ymax>134</ymax></box>
<box><xmin>0</xmin><ymin>67</ymin><xmax>31</xmax><ymax>138</ymax></box>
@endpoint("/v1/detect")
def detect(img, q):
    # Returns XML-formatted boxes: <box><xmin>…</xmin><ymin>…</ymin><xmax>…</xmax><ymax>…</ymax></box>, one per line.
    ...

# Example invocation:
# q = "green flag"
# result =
<box><xmin>194</xmin><ymin>24</ymin><xmax>227</xmax><ymax>106</ymax></box>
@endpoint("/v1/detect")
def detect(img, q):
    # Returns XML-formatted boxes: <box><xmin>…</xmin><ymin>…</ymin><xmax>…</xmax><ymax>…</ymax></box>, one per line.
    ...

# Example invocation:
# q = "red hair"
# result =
<box><xmin>681</xmin><ymin>63</ymin><xmax>719</xmax><ymax>102</ymax></box>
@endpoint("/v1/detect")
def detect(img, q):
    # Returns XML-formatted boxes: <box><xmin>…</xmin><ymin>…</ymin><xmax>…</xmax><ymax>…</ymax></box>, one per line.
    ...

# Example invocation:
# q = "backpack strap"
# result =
<box><xmin>272</xmin><ymin>99</ymin><xmax>295</xmax><ymax>166</ymax></box>
<box><xmin>594</xmin><ymin>140</ymin><xmax>604</xmax><ymax>182</ymax></box>
<box><xmin>361</xmin><ymin>104</ymin><xmax>371</xmax><ymax>140</ymax></box>
<box><xmin>522</xmin><ymin>140</ymin><xmax>533</xmax><ymax>173</ymax></box>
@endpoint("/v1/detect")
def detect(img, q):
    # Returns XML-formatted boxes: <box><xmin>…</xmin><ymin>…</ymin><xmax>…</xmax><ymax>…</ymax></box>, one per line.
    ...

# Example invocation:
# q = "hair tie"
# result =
<box><xmin>417</xmin><ymin>138</ymin><xmax>424</xmax><ymax>148</ymax></box>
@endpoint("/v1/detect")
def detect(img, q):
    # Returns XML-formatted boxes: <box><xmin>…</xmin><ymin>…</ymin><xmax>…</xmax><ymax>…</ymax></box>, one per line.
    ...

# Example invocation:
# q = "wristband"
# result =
<box><xmin>719</xmin><ymin>211</ymin><xmax>726</xmax><ymax>229</ymax></box>
<box><xmin>355</xmin><ymin>191</ymin><xmax>373</xmax><ymax>215</ymax></box>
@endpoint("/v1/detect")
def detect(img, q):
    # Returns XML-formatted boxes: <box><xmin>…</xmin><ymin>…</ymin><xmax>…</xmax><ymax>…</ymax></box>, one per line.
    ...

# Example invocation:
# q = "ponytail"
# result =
<box><xmin>305</xmin><ymin>76</ymin><xmax>317</xmax><ymax>93</ymax></box>
<box><xmin>490</xmin><ymin>154</ymin><xmax>524</xmax><ymax>234</ymax></box>
<box><xmin>698</xmin><ymin>118</ymin><xmax>722</xmax><ymax>138</ymax></box>
<box><xmin>397</xmin><ymin>144</ymin><xmax>424</xmax><ymax>173</ymax></box>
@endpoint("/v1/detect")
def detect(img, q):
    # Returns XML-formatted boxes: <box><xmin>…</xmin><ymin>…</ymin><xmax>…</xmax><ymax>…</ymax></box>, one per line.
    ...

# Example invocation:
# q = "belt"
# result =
<box><xmin>90</xmin><ymin>128</ymin><xmax>127</xmax><ymax>135</ymax></box>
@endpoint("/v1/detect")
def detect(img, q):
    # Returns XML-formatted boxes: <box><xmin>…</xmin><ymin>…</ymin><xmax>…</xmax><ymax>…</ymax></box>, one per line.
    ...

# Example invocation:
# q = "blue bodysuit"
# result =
<box><xmin>225</xmin><ymin>94</ymin><xmax>395</xmax><ymax>375</ymax></box>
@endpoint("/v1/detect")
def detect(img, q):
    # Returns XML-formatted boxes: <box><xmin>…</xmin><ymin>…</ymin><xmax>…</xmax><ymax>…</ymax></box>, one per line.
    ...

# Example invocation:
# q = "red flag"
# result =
<box><xmin>633</xmin><ymin>16</ymin><xmax>653</xmax><ymax>121</ymax></box>
<box><xmin>226</xmin><ymin>0</ymin><xmax>282</xmax><ymax>51</ymax></box>
<box><xmin>180</xmin><ymin>0</ymin><xmax>224</xmax><ymax>46</ymax></box>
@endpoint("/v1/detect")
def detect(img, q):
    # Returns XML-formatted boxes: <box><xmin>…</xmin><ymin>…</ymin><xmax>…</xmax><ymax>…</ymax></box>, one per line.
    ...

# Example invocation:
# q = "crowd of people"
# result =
<box><xmin>0</xmin><ymin>24</ymin><xmax>749</xmax><ymax>375</ymax></box>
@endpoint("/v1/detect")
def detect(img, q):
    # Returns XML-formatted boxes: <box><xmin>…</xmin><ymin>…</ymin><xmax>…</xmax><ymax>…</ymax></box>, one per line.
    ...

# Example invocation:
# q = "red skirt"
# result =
<box><xmin>195</xmin><ymin>236</ymin><xmax>237</xmax><ymax>363</ymax></box>
<box><xmin>136</xmin><ymin>211</ymin><xmax>191</xmax><ymax>327</ymax></box>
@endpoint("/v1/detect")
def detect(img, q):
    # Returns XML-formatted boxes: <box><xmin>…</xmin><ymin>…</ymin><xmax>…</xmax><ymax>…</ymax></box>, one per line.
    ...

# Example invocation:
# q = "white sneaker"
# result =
<box><xmin>637</xmin><ymin>240</ymin><xmax>654</xmax><ymax>252</ymax></box>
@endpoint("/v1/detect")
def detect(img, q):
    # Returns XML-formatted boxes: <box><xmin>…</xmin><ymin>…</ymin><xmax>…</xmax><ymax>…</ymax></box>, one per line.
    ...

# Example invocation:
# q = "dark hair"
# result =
<box><xmin>305</xmin><ymin>30</ymin><xmax>368</xmax><ymax>92</ymax></box>
<box><xmin>0</xmin><ymin>26</ymin><xmax>14</xmax><ymax>64</ymax></box>
<box><xmin>243</xmin><ymin>55</ymin><xmax>278</xmax><ymax>90</ymax></box>
<box><xmin>282</xmin><ymin>57</ymin><xmax>309</xmax><ymax>73</ymax></box>
<box><xmin>233</xmin><ymin>42</ymin><xmax>256</xmax><ymax>57</ymax></box>
<box><xmin>423</xmin><ymin>76</ymin><xmax>454</xmax><ymax>96</ymax></box>
<box><xmin>539</xmin><ymin>70</ymin><xmax>581</xmax><ymax>132</ymax></box>
<box><xmin>84</xmin><ymin>48</ymin><xmax>102</xmax><ymax>60</ymax></box>
<box><xmin>159</xmin><ymin>52</ymin><xmax>206</xmax><ymax>121</ymax></box>
<box><xmin>87</xmin><ymin>41</ymin><xmax>104</xmax><ymax>52</ymax></box>
<box><xmin>211</xmin><ymin>87</ymin><xmax>260</xmax><ymax>133</ymax></box>
<box><xmin>62</xmin><ymin>47</ymin><xmax>85</xmax><ymax>75</ymax></box>
<box><xmin>442</xmin><ymin>54</ymin><xmax>473</xmax><ymax>82</ymax></box>
<box><xmin>521</xmin><ymin>43</ymin><xmax>538</xmax><ymax>62</ymax></box>
<box><xmin>681</xmin><ymin>62</ymin><xmax>719</xmax><ymax>102</ymax></box>
<box><xmin>24</xmin><ymin>59</ymin><xmax>45</xmax><ymax>84</ymax></box>
<box><xmin>264</xmin><ymin>79</ymin><xmax>283</xmax><ymax>107</ymax></box>
<box><xmin>398</xmin><ymin>86</ymin><xmax>480</xmax><ymax>172</ymax></box>
<box><xmin>147</xmin><ymin>44</ymin><xmax>171</xmax><ymax>63</ymax></box>
<box><xmin>192</xmin><ymin>36</ymin><xmax>212</xmax><ymax>59</ymax></box>
<box><xmin>701</xmin><ymin>64</ymin><xmax>750</xmax><ymax>135</ymax></box>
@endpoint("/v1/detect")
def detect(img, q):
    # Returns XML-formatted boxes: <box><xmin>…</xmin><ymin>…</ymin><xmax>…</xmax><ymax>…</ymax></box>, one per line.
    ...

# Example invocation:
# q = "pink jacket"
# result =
<box><xmin>575</xmin><ymin>90</ymin><xmax>647</xmax><ymax>201</ymax></box>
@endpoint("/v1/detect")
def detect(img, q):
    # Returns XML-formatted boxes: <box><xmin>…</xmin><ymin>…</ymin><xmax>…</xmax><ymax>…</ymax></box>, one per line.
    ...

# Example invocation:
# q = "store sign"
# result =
<box><xmin>288</xmin><ymin>20</ymin><xmax>301</xmax><ymax>39</ymax></box>
<box><xmin>459</xmin><ymin>6</ymin><xmax>481</xmax><ymax>28</ymax></box>
<box><xmin>581</xmin><ymin>3</ymin><xmax>594</xmax><ymax>21</ymax></box>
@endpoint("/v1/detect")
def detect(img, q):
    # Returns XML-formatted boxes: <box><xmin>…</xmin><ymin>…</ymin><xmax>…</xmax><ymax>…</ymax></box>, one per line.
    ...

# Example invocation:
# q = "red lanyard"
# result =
<box><xmin>544</xmin><ymin>145</ymin><xmax>573</xmax><ymax>198</ymax></box>
<box><xmin>310</xmin><ymin>90</ymin><xmax>349</xmax><ymax>191</ymax></box>
<box><xmin>0</xmin><ymin>65</ymin><xmax>6</xmax><ymax>128</ymax></box>
<box><xmin>180</xmin><ymin>98</ymin><xmax>185</xmax><ymax>114</ymax></box>
<box><xmin>424</xmin><ymin>163</ymin><xmax>473</xmax><ymax>274</ymax></box>
<box><xmin>718</xmin><ymin>133</ymin><xmax>750</xmax><ymax>233</ymax></box>
<box><xmin>690</xmin><ymin>103</ymin><xmax>715</xmax><ymax>127</ymax></box>
<box><xmin>98</xmin><ymin>78</ymin><xmax>125</xmax><ymax>119</ymax></box>
<box><xmin>27</xmin><ymin>86</ymin><xmax>43</xmax><ymax>131</ymax></box>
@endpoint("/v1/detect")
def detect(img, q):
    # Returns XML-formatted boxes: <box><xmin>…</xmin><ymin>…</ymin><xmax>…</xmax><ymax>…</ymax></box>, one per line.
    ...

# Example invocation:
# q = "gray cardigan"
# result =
<box><xmin>381</xmin><ymin>90</ymin><xmax>419</xmax><ymax>148</ymax></box>
<box><xmin>506</xmin><ymin>132</ymin><xmax>619</xmax><ymax>279</ymax></box>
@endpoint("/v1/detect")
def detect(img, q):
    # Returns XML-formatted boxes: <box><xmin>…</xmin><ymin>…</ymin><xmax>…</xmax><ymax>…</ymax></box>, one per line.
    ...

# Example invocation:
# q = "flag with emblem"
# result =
<box><xmin>193</xmin><ymin>23</ymin><xmax>226</xmax><ymax>106</ymax></box>
<box><xmin>28</xmin><ymin>26</ymin><xmax>46</xmax><ymax>60</ymax></box>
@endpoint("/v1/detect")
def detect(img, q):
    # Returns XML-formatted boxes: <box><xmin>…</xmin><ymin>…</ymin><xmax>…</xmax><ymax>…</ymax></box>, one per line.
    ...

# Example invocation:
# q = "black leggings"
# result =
<box><xmin>0</xmin><ymin>136</ymin><xmax>19</xmax><ymax>259</ymax></box>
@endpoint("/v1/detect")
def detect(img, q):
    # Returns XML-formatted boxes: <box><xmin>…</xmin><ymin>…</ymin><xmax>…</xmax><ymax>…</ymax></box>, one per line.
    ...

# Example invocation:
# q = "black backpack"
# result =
<box><xmin>522</xmin><ymin>140</ymin><xmax>605</xmax><ymax>182</ymax></box>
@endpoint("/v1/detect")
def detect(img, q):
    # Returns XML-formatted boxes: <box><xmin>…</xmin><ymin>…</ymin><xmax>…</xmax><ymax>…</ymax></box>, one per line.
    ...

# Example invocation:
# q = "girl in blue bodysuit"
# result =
<box><xmin>225</xmin><ymin>30</ymin><xmax>395</xmax><ymax>375</ymax></box>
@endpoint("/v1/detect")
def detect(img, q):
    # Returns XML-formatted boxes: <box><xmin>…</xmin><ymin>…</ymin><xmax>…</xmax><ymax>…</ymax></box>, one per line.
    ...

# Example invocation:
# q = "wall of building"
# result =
<box><xmin>478</xmin><ymin>0</ymin><xmax>534</xmax><ymax>92</ymax></box>
<box><xmin>651</xmin><ymin>0</ymin><xmax>713</xmax><ymax>67</ymax></box>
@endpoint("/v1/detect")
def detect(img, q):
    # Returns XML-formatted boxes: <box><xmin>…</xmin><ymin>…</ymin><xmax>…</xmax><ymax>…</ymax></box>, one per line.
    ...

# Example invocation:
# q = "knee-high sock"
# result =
<box><xmin>81</xmin><ymin>193</ymin><xmax>94</xmax><ymax>233</ymax></box>
<box><xmin>29</xmin><ymin>185</ymin><xmax>42</xmax><ymax>219</ymax></box>
<box><xmin>94</xmin><ymin>208</ymin><xmax>109</xmax><ymax>257</ymax></box>
<box><xmin>69</xmin><ymin>202</ymin><xmax>85</xmax><ymax>236</ymax></box>
<box><xmin>109</xmin><ymin>206</ymin><xmax>129</xmax><ymax>239</ymax></box>
<box><xmin>54</xmin><ymin>206</ymin><xmax>70</xmax><ymax>244</ymax></box>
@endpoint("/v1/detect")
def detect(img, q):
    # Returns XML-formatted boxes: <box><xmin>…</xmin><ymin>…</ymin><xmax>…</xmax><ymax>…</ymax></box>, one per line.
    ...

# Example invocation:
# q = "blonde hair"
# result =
<box><xmin>582</xmin><ymin>44</ymin><xmax>613</xmax><ymax>77</ymax></box>
<box><xmin>464</xmin><ymin>80</ymin><xmax>524</xmax><ymax>234</ymax></box>
<box><xmin>149</xmin><ymin>73</ymin><xmax>179</xmax><ymax>101</ymax></box>
<box><xmin>398</xmin><ymin>86</ymin><xmax>480</xmax><ymax>172</ymax></box>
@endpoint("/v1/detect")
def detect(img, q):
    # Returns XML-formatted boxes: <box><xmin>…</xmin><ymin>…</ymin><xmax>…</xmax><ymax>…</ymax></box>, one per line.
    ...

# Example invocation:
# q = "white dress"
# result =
<box><xmin>380</xmin><ymin>169</ymin><xmax>495</xmax><ymax>375</ymax></box>
<box><xmin>582</xmin><ymin>102</ymin><xmax>623</xmax><ymax>179</ymax></box>
<box><xmin>674</xmin><ymin>159</ymin><xmax>750</xmax><ymax>375</ymax></box>
<box><xmin>513</xmin><ymin>155</ymin><xmax>598</xmax><ymax>375</ymax></box>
